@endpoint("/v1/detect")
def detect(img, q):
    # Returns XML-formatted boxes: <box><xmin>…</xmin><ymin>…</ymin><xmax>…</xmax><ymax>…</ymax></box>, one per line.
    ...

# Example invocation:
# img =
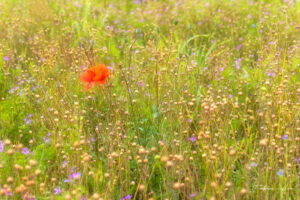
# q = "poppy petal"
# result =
<box><xmin>84</xmin><ymin>82</ymin><xmax>93</xmax><ymax>91</ymax></box>
<box><xmin>95</xmin><ymin>79</ymin><xmax>106</xmax><ymax>84</ymax></box>
<box><xmin>81</xmin><ymin>71</ymin><xmax>95</xmax><ymax>83</ymax></box>
<box><xmin>81</xmin><ymin>64</ymin><xmax>109</xmax><ymax>91</ymax></box>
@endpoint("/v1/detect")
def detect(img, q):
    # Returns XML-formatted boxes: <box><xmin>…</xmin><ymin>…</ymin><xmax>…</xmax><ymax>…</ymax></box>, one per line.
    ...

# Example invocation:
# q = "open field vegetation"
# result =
<box><xmin>0</xmin><ymin>0</ymin><xmax>299</xmax><ymax>199</ymax></box>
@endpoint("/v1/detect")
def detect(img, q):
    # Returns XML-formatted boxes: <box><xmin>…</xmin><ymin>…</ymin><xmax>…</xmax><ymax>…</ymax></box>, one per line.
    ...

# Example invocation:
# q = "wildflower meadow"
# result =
<box><xmin>0</xmin><ymin>0</ymin><xmax>299</xmax><ymax>199</ymax></box>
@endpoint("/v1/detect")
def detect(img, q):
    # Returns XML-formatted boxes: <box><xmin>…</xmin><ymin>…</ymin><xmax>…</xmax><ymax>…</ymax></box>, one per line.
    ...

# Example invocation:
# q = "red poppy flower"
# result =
<box><xmin>80</xmin><ymin>64</ymin><xmax>110</xmax><ymax>91</ymax></box>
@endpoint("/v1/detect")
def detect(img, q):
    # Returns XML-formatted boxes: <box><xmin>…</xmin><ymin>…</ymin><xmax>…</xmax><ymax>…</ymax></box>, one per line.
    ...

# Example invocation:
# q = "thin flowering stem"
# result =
<box><xmin>118</xmin><ymin>63</ymin><xmax>133</xmax><ymax>110</ymax></box>
<box><xmin>155</xmin><ymin>54</ymin><xmax>159</xmax><ymax>108</ymax></box>
<box><xmin>82</xmin><ymin>42</ymin><xmax>95</xmax><ymax>66</ymax></box>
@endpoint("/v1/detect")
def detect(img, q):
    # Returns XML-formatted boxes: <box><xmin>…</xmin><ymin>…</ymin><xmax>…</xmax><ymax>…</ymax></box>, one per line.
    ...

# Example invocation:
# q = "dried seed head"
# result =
<box><xmin>7</xmin><ymin>177</ymin><xmax>14</xmax><ymax>183</ymax></box>
<box><xmin>225</xmin><ymin>182</ymin><xmax>232</xmax><ymax>187</ymax></box>
<box><xmin>92</xmin><ymin>193</ymin><xmax>100</xmax><ymax>199</ymax></box>
<box><xmin>166</xmin><ymin>161</ymin><xmax>174</xmax><ymax>168</ymax></box>
<box><xmin>259</xmin><ymin>138</ymin><xmax>268</xmax><ymax>146</ymax></box>
<box><xmin>210</xmin><ymin>181</ymin><xmax>218</xmax><ymax>189</ymax></box>
<box><xmin>29</xmin><ymin>160</ymin><xmax>38</xmax><ymax>167</ymax></box>
<box><xmin>15</xmin><ymin>164</ymin><xmax>23</xmax><ymax>171</ymax></box>
<box><xmin>4</xmin><ymin>139</ymin><xmax>11</xmax><ymax>145</ymax></box>
<box><xmin>240</xmin><ymin>188</ymin><xmax>249</xmax><ymax>195</ymax></box>
<box><xmin>151</xmin><ymin>147</ymin><xmax>157</xmax><ymax>152</ymax></box>
<box><xmin>173</xmin><ymin>182</ymin><xmax>181</xmax><ymax>190</ymax></box>
<box><xmin>15</xmin><ymin>184</ymin><xmax>26</xmax><ymax>194</ymax></box>
<box><xmin>161</xmin><ymin>156</ymin><xmax>169</xmax><ymax>163</ymax></box>
<box><xmin>65</xmin><ymin>194</ymin><xmax>72</xmax><ymax>200</ymax></box>
<box><xmin>35</xmin><ymin>169</ymin><xmax>42</xmax><ymax>176</ymax></box>
<box><xmin>104</xmin><ymin>173</ymin><xmax>110</xmax><ymax>178</ymax></box>
<box><xmin>139</xmin><ymin>184</ymin><xmax>146</xmax><ymax>191</ymax></box>
<box><xmin>7</xmin><ymin>149</ymin><xmax>14</xmax><ymax>155</ymax></box>
<box><xmin>229</xmin><ymin>149</ymin><xmax>236</xmax><ymax>156</ymax></box>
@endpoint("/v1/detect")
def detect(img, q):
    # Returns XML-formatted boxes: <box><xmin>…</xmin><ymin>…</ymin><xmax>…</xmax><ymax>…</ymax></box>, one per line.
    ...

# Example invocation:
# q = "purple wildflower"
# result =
<box><xmin>271</xmin><ymin>73</ymin><xmax>275</xmax><ymax>77</ymax></box>
<box><xmin>43</xmin><ymin>137</ymin><xmax>50</xmax><ymax>144</ymax></box>
<box><xmin>137</xmin><ymin>81</ymin><xmax>144</xmax><ymax>86</ymax></box>
<box><xmin>24</xmin><ymin>118</ymin><xmax>31</xmax><ymax>125</ymax></box>
<box><xmin>74</xmin><ymin>1</ymin><xmax>82</xmax><ymax>8</ymax></box>
<box><xmin>249</xmin><ymin>162</ymin><xmax>258</xmax><ymax>167</ymax></box>
<box><xmin>81</xmin><ymin>65</ymin><xmax>86</xmax><ymax>70</ymax></box>
<box><xmin>71</xmin><ymin>172</ymin><xmax>81</xmax><ymax>180</ymax></box>
<box><xmin>107</xmin><ymin>66</ymin><xmax>114</xmax><ymax>71</ymax></box>
<box><xmin>189</xmin><ymin>136</ymin><xmax>197</xmax><ymax>142</ymax></box>
<box><xmin>235</xmin><ymin>58</ymin><xmax>242</xmax><ymax>69</ymax></box>
<box><xmin>62</xmin><ymin>161</ymin><xmax>69</xmax><ymax>167</ymax></box>
<box><xmin>8</xmin><ymin>86</ymin><xmax>20</xmax><ymax>94</ymax></box>
<box><xmin>24</xmin><ymin>114</ymin><xmax>33</xmax><ymax>124</ymax></box>
<box><xmin>120</xmin><ymin>194</ymin><xmax>132</xmax><ymax>200</ymax></box>
<box><xmin>0</xmin><ymin>187</ymin><xmax>12</xmax><ymax>196</ymax></box>
<box><xmin>22</xmin><ymin>147</ymin><xmax>30</xmax><ymax>155</ymax></box>
<box><xmin>4</xmin><ymin>56</ymin><xmax>10</xmax><ymax>61</ymax></box>
<box><xmin>64</xmin><ymin>179</ymin><xmax>70</xmax><ymax>183</ymax></box>
<box><xmin>236</xmin><ymin>44</ymin><xmax>242</xmax><ymax>51</ymax></box>
<box><xmin>190</xmin><ymin>192</ymin><xmax>197</xmax><ymax>197</ymax></box>
<box><xmin>0</xmin><ymin>140</ymin><xmax>4</xmax><ymax>153</ymax></box>
<box><xmin>282</xmin><ymin>135</ymin><xmax>288</xmax><ymax>140</ymax></box>
<box><xmin>54</xmin><ymin>187</ymin><xmax>62</xmax><ymax>195</ymax></box>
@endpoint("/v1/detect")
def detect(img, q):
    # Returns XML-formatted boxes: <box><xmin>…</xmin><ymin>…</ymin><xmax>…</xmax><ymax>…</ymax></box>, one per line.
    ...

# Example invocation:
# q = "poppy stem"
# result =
<box><xmin>118</xmin><ymin>63</ymin><xmax>133</xmax><ymax>110</ymax></box>
<box><xmin>83</xmin><ymin>45</ymin><xmax>94</xmax><ymax>66</ymax></box>
<box><xmin>155</xmin><ymin>59</ymin><xmax>159</xmax><ymax>108</ymax></box>
<box><xmin>126</xmin><ymin>38</ymin><xmax>138</xmax><ymax>109</ymax></box>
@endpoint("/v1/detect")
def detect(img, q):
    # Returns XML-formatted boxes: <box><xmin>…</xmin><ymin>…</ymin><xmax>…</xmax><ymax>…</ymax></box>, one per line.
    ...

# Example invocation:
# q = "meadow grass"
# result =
<box><xmin>0</xmin><ymin>0</ymin><xmax>299</xmax><ymax>199</ymax></box>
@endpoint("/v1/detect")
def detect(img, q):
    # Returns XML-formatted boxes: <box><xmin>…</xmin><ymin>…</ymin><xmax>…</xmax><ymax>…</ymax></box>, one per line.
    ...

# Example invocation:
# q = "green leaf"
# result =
<box><xmin>178</xmin><ymin>34</ymin><xmax>209</xmax><ymax>56</ymax></box>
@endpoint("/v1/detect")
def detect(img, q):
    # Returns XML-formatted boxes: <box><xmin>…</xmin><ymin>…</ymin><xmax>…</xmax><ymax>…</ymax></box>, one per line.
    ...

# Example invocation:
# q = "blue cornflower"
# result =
<box><xmin>277</xmin><ymin>169</ymin><xmax>284</xmax><ymax>176</ymax></box>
